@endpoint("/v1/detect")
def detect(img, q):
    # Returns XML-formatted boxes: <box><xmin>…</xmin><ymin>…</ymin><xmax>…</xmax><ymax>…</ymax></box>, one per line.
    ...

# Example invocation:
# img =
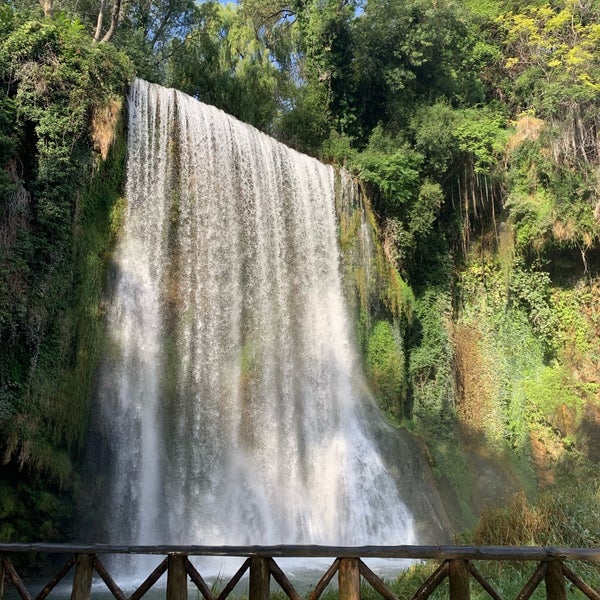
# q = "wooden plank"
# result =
<box><xmin>128</xmin><ymin>557</ymin><xmax>168</xmax><ymax>600</ymax></box>
<box><xmin>70</xmin><ymin>555</ymin><xmax>94</xmax><ymax>600</ymax></box>
<box><xmin>1</xmin><ymin>544</ymin><xmax>599</xmax><ymax>562</ymax></box>
<box><xmin>410</xmin><ymin>560</ymin><xmax>449</xmax><ymax>600</ymax></box>
<box><xmin>515</xmin><ymin>562</ymin><xmax>547</xmax><ymax>600</ymax></box>
<box><xmin>545</xmin><ymin>561</ymin><xmax>566</xmax><ymax>600</ymax></box>
<box><xmin>167</xmin><ymin>555</ymin><xmax>188</xmax><ymax>600</ymax></box>
<box><xmin>249</xmin><ymin>557</ymin><xmax>270</xmax><ymax>600</ymax></box>
<box><xmin>1</xmin><ymin>554</ymin><xmax>5</xmax><ymax>600</ymax></box>
<box><xmin>184</xmin><ymin>558</ymin><xmax>216</xmax><ymax>600</ymax></box>
<box><xmin>562</xmin><ymin>563</ymin><xmax>600</xmax><ymax>600</ymax></box>
<box><xmin>267</xmin><ymin>558</ymin><xmax>302</xmax><ymax>600</ymax></box>
<box><xmin>36</xmin><ymin>555</ymin><xmax>76</xmax><ymax>600</ymax></box>
<box><xmin>307</xmin><ymin>558</ymin><xmax>340</xmax><ymax>600</ymax></box>
<box><xmin>216</xmin><ymin>558</ymin><xmax>250</xmax><ymax>600</ymax></box>
<box><xmin>338</xmin><ymin>558</ymin><xmax>360</xmax><ymax>600</ymax></box>
<box><xmin>93</xmin><ymin>556</ymin><xmax>126</xmax><ymax>600</ymax></box>
<box><xmin>358</xmin><ymin>559</ymin><xmax>398</xmax><ymax>600</ymax></box>
<box><xmin>3</xmin><ymin>557</ymin><xmax>33</xmax><ymax>600</ymax></box>
<box><xmin>466</xmin><ymin>561</ymin><xmax>503</xmax><ymax>600</ymax></box>
<box><xmin>449</xmin><ymin>559</ymin><xmax>470</xmax><ymax>600</ymax></box>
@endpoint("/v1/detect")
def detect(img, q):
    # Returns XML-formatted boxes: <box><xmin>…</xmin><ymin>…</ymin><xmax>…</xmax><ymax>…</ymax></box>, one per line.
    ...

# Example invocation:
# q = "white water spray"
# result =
<box><xmin>97</xmin><ymin>79</ymin><xmax>416</xmax><ymax>548</ymax></box>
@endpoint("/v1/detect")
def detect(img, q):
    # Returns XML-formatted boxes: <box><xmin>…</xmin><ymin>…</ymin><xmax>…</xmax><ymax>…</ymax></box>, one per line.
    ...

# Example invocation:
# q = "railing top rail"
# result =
<box><xmin>1</xmin><ymin>544</ymin><xmax>599</xmax><ymax>562</ymax></box>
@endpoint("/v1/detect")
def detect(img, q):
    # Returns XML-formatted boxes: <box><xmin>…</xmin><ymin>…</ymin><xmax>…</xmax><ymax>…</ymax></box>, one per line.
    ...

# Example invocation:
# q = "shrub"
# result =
<box><xmin>366</xmin><ymin>320</ymin><xmax>406</xmax><ymax>419</ymax></box>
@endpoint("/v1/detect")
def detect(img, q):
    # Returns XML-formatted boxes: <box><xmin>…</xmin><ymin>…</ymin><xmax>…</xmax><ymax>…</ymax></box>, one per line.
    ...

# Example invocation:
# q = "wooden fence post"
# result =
<box><xmin>545</xmin><ymin>560</ymin><xmax>566</xmax><ymax>600</ymax></box>
<box><xmin>70</xmin><ymin>554</ymin><xmax>94</xmax><ymax>600</ymax></box>
<box><xmin>449</xmin><ymin>559</ymin><xmax>470</xmax><ymax>600</ymax></box>
<box><xmin>167</xmin><ymin>555</ymin><xmax>188</xmax><ymax>600</ymax></box>
<box><xmin>338</xmin><ymin>558</ymin><xmax>360</xmax><ymax>600</ymax></box>
<box><xmin>249</xmin><ymin>557</ymin><xmax>270</xmax><ymax>600</ymax></box>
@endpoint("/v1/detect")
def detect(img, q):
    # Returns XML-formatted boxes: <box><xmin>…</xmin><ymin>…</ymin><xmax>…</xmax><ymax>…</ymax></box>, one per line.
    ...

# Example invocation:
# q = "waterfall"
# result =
<box><xmin>96</xmin><ymin>79</ymin><xmax>416</xmax><ymax>548</ymax></box>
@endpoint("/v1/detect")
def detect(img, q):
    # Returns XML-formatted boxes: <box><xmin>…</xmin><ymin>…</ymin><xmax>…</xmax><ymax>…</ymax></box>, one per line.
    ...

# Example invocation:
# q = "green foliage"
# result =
<box><xmin>366</xmin><ymin>321</ymin><xmax>405</xmax><ymax>419</ymax></box>
<box><xmin>321</xmin><ymin>132</ymin><xmax>356</xmax><ymax>165</ymax></box>
<box><xmin>508</xmin><ymin>266</ymin><xmax>557</xmax><ymax>358</ymax></box>
<box><xmin>0</xmin><ymin>6</ymin><xmax>131</xmax><ymax>542</ymax></box>
<box><xmin>350</xmin><ymin>0</ymin><xmax>485</xmax><ymax>138</ymax></box>
<box><xmin>456</xmin><ymin>254</ymin><xmax>600</xmax><ymax>533</ymax></box>
<box><xmin>406</xmin><ymin>284</ymin><xmax>478</xmax><ymax>525</ymax></box>
<box><xmin>356</xmin><ymin>136</ymin><xmax>423</xmax><ymax>213</ymax></box>
<box><xmin>349</xmin><ymin>127</ymin><xmax>452</xmax><ymax>276</ymax></box>
<box><xmin>408</xmin><ymin>289</ymin><xmax>454</xmax><ymax>432</ymax></box>
<box><xmin>503</xmin><ymin>121</ymin><xmax>600</xmax><ymax>261</ymax></box>
<box><xmin>494</xmin><ymin>2</ymin><xmax>600</xmax><ymax>265</ymax></box>
<box><xmin>494</xmin><ymin>311</ymin><xmax>542</xmax><ymax>453</ymax></box>
<box><xmin>277</xmin><ymin>87</ymin><xmax>332</xmax><ymax>154</ymax></box>
<box><xmin>43</xmin><ymin>0</ymin><xmax>197</xmax><ymax>80</ymax></box>
<box><xmin>523</xmin><ymin>365</ymin><xmax>586</xmax><ymax>427</ymax></box>
<box><xmin>166</xmin><ymin>1</ymin><xmax>281</xmax><ymax>131</ymax></box>
<box><xmin>411</xmin><ymin>102</ymin><xmax>458</xmax><ymax>175</ymax></box>
<box><xmin>458</xmin><ymin>261</ymin><xmax>544</xmax><ymax>455</ymax></box>
<box><xmin>506</xmin><ymin>188</ymin><xmax>554</xmax><ymax>251</ymax></box>
<box><xmin>411</xmin><ymin>181</ymin><xmax>445</xmax><ymax>238</ymax></box>
<box><xmin>0</xmin><ymin>464</ymin><xmax>75</xmax><ymax>544</ymax></box>
<box><xmin>51</xmin><ymin>112</ymin><xmax>128</xmax><ymax>449</ymax></box>
<box><xmin>454</xmin><ymin>261</ymin><xmax>588</xmax><ymax>534</ymax></box>
<box><xmin>114</xmin><ymin>0</ymin><xmax>197</xmax><ymax>80</ymax></box>
<box><xmin>452</xmin><ymin>106</ymin><xmax>509</xmax><ymax>173</ymax></box>
<box><xmin>0</xmin><ymin>0</ymin><xmax>598</xmax><ymax>550</ymax></box>
<box><xmin>497</xmin><ymin>1</ymin><xmax>600</xmax><ymax>116</ymax></box>
<box><xmin>290</xmin><ymin>0</ymin><xmax>356</xmax><ymax>136</ymax></box>
<box><xmin>551</xmin><ymin>283</ymin><xmax>598</xmax><ymax>359</ymax></box>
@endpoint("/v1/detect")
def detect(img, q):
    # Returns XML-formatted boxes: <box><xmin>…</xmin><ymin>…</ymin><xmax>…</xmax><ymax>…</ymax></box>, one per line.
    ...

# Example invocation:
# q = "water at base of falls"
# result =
<box><xmin>93</xmin><ymin>79</ymin><xmax>416</xmax><ymax>550</ymax></box>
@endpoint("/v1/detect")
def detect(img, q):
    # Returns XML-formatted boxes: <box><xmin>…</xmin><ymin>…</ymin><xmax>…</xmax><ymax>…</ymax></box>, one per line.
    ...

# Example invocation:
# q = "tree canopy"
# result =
<box><xmin>1</xmin><ymin>0</ymin><xmax>600</xmax><ymax>547</ymax></box>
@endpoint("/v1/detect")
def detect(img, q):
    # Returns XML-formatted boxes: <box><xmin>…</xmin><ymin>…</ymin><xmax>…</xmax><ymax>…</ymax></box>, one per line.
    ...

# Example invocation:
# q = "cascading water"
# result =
<box><xmin>95</xmin><ymin>79</ymin><xmax>417</xmax><ymax>548</ymax></box>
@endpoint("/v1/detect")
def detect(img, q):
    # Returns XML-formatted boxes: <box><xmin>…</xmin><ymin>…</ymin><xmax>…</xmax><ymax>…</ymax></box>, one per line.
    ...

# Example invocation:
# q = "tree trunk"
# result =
<box><xmin>94</xmin><ymin>0</ymin><xmax>107</xmax><ymax>41</ymax></box>
<box><xmin>40</xmin><ymin>0</ymin><xmax>53</xmax><ymax>18</ymax></box>
<box><xmin>100</xmin><ymin>0</ymin><xmax>123</xmax><ymax>43</ymax></box>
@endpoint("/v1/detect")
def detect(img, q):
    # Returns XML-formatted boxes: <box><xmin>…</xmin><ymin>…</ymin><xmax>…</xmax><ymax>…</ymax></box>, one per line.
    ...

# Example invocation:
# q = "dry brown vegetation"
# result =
<box><xmin>91</xmin><ymin>98</ymin><xmax>123</xmax><ymax>160</ymax></box>
<box><xmin>453</xmin><ymin>322</ymin><xmax>496</xmax><ymax>444</ymax></box>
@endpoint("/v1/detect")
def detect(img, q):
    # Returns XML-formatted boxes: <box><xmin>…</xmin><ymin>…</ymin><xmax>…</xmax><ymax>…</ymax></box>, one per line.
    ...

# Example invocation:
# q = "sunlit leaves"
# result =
<box><xmin>167</xmin><ymin>1</ymin><xmax>280</xmax><ymax>130</ymax></box>
<box><xmin>497</xmin><ymin>1</ymin><xmax>600</xmax><ymax>112</ymax></box>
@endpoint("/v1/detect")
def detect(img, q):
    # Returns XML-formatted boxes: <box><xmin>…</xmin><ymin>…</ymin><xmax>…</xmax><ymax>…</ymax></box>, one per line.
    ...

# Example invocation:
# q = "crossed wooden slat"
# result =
<box><xmin>2</xmin><ymin>553</ymin><xmax>600</xmax><ymax>600</ymax></box>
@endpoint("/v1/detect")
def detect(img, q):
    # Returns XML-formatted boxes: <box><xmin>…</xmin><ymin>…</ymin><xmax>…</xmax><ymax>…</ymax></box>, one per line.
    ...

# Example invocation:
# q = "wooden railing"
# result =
<box><xmin>1</xmin><ymin>544</ymin><xmax>600</xmax><ymax>600</ymax></box>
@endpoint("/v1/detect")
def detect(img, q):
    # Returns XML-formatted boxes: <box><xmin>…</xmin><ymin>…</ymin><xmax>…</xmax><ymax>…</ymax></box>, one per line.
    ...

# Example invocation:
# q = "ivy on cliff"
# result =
<box><xmin>0</xmin><ymin>7</ymin><xmax>132</xmax><ymax>542</ymax></box>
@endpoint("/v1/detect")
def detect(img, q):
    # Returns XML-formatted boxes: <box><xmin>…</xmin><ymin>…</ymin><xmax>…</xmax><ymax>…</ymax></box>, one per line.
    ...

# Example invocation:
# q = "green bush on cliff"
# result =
<box><xmin>366</xmin><ymin>321</ymin><xmax>405</xmax><ymax>420</ymax></box>
<box><xmin>408</xmin><ymin>288</ymin><xmax>454</xmax><ymax>431</ymax></box>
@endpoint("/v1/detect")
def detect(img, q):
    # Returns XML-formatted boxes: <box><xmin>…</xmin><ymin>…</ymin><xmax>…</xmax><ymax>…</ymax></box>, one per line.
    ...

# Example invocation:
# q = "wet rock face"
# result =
<box><xmin>465</xmin><ymin>452</ymin><xmax>523</xmax><ymax>514</ymax></box>
<box><xmin>580</xmin><ymin>403</ymin><xmax>600</xmax><ymax>463</ymax></box>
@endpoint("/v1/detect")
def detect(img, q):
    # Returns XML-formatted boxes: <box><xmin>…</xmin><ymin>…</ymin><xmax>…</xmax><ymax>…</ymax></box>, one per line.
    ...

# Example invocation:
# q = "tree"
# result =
<box><xmin>40</xmin><ymin>0</ymin><xmax>52</xmax><ymax>18</ymax></box>
<box><xmin>167</xmin><ymin>1</ymin><xmax>281</xmax><ymax>130</ymax></box>
<box><xmin>94</xmin><ymin>0</ymin><xmax>122</xmax><ymax>42</ymax></box>
<box><xmin>497</xmin><ymin>0</ymin><xmax>600</xmax><ymax>160</ymax></box>
<box><xmin>350</xmin><ymin>0</ymin><xmax>480</xmax><ymax>140</ymax></box>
